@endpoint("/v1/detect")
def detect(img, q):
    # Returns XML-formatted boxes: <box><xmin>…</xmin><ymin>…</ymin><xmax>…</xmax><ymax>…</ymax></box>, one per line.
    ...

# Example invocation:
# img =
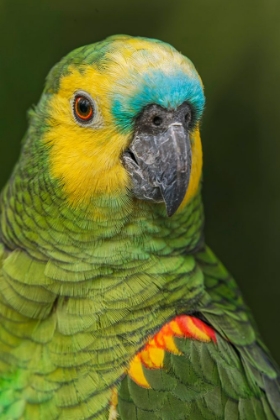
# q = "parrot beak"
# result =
<box><xmin>156</xmin><ymin>123</ymin><xmax>191</xmax><ymax>216</ymax></box>
<box><xmin>123</xmin><ymin>104</ymin><xmax>192</xmax><ymax>217</ymax></box>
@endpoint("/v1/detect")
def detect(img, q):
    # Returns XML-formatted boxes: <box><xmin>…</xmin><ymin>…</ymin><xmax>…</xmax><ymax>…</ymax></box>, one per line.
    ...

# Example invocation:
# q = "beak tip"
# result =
<box><xmin>165</xmin><ymin>201</ymin><xmax>180</xmax><ymax>217</ymax></box>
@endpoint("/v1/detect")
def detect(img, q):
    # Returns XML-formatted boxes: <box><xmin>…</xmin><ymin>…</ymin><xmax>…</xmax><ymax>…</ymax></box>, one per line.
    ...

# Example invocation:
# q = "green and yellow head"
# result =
<box><xmin>31</xmin><ymin>35</ymin><xmax>205</xmax><ymax>215</ymax></box>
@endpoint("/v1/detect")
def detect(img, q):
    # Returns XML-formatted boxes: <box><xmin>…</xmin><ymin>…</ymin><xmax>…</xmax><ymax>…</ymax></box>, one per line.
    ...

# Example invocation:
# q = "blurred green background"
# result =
<box><xmin>0</xmin><ymin>0</ymin><xmax>280</xmax><ymax>362</ymax></box>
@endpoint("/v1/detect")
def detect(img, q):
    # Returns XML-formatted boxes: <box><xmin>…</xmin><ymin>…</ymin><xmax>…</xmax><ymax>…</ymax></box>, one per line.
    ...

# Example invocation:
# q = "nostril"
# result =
<box><xmin>153</xmin><ymin>116</ymin><xmax>163</xmax><ymax>126</ymax></box>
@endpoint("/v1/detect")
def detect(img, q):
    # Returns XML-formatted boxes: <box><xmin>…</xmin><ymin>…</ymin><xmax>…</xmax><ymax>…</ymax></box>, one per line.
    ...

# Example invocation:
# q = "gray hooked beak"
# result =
<box><xmin>123</xmin><ymin>118</ymin><xmax>192</xmax><ymax>217</ymax></box>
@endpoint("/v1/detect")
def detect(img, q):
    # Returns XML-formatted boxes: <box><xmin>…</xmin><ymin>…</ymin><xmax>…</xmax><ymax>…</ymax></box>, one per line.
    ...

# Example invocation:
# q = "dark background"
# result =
<box><xmin>1</xmin><ymin>1</ymin><xmax>280</xmax><ymax>363</ymax></box>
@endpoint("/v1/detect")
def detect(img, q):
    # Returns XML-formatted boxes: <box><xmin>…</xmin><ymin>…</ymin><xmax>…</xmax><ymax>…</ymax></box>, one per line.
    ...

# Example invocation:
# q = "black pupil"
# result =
<box><xmin>78</xmin><ymin>98</ymin><xmax>90</xmax><ymax>115</ymax></box>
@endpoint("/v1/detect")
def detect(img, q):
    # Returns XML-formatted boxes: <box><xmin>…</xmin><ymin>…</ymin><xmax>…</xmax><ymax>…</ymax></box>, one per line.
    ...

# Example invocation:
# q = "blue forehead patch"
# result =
<box><xmin>112</xmin><ymin>69</ymin><xmax>205</xmax><ymax>132</ymax></box>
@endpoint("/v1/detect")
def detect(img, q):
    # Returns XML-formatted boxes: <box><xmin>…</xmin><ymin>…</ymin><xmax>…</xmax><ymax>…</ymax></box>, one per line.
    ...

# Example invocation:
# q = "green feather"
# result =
<box><xmin>0</xmin><ymin>35</ymin><xmax>279</xmax><ymax>419</ymax></box>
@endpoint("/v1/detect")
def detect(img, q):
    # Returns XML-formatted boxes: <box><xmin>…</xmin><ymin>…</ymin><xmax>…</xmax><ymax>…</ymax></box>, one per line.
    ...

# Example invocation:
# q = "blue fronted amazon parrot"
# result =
<box><xmin>0</xmin><ymin>35</ymin><xmax>279</xmax><ymax>420</ymax></box>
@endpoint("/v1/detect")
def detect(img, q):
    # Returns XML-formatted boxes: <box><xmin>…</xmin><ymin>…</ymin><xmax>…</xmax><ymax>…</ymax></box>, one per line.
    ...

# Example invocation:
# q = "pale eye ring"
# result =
<box><xmin>72</xmin><ymin>91</ymin><xmax>96</xmax><ymax>125</ymax></box>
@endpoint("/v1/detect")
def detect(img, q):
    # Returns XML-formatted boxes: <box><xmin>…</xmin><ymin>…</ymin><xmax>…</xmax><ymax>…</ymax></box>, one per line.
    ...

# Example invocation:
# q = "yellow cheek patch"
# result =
<box><xmin>43</xmin><ymin>67</ymin><xmax>131</xmax><ymax>207</ymax></box>
<box><xmin>178</xmin><ymin>127</ymin><xmax>203</xmax><ymax>211</ymax></box>
<box><xmin>128</xmin><ymin>315</ymin><xmax>216</xmax><ymax>389</ymax></box>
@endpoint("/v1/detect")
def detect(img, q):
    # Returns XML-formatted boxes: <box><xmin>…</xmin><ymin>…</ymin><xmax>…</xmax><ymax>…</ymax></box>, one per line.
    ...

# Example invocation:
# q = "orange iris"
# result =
<box><xmin>74</xmin><ymin>96</ymin><xmax>94</xmax><ymax>122</ymax></box>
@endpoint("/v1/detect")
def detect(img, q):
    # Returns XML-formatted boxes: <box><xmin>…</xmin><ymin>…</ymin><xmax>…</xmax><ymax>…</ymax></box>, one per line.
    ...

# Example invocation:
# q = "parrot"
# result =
<box><xmin>0</xmin><ymin>34</ymin><xmax>279</xmax><ymax>420</ymax></box>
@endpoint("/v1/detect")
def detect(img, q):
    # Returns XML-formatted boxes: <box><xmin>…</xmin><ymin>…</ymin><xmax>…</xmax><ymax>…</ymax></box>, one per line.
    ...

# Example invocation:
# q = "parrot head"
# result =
<box><xmin>26</xmin><ymin>35</ymin><xmax>205</xmax><ymax>217</ymax></box>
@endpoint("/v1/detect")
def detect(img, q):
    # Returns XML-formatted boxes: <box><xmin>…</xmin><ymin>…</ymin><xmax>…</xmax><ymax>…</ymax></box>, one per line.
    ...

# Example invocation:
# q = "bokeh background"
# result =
<box><xmin>1</xmin><ymin>0</ymin><xmax>280</xmax><ymax>363</ymax></box>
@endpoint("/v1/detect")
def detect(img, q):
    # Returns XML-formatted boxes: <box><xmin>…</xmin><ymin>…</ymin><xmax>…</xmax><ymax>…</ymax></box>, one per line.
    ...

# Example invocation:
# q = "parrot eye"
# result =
<box><xmin>74</xmin><ymin>96</ymin><xmax>94</xmax><ymax>122</ymax></box>
<box><xmin>72</xmin><ymin>91</ymin><xmax>95</xmax><ymax>125</ymax></box>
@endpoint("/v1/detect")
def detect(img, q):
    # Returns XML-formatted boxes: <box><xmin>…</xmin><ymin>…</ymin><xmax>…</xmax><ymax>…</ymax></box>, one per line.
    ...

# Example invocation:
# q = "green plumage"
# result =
<box><xmin>118</xmin><ymin>247</ymin><xmax>280</xmax><ymax>419</ymax></box>
<box><xmin>0</xmin><ymin>35</ymin><xmax>279</xmax><ymax>419</ymax></box>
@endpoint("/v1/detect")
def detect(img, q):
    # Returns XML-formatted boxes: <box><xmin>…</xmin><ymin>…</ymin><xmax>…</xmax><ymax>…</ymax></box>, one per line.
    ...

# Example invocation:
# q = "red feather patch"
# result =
<box><xmin>128</xmin><ymin>315</ymin><xmax>216</xmax><ymax>388</ymax></box>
